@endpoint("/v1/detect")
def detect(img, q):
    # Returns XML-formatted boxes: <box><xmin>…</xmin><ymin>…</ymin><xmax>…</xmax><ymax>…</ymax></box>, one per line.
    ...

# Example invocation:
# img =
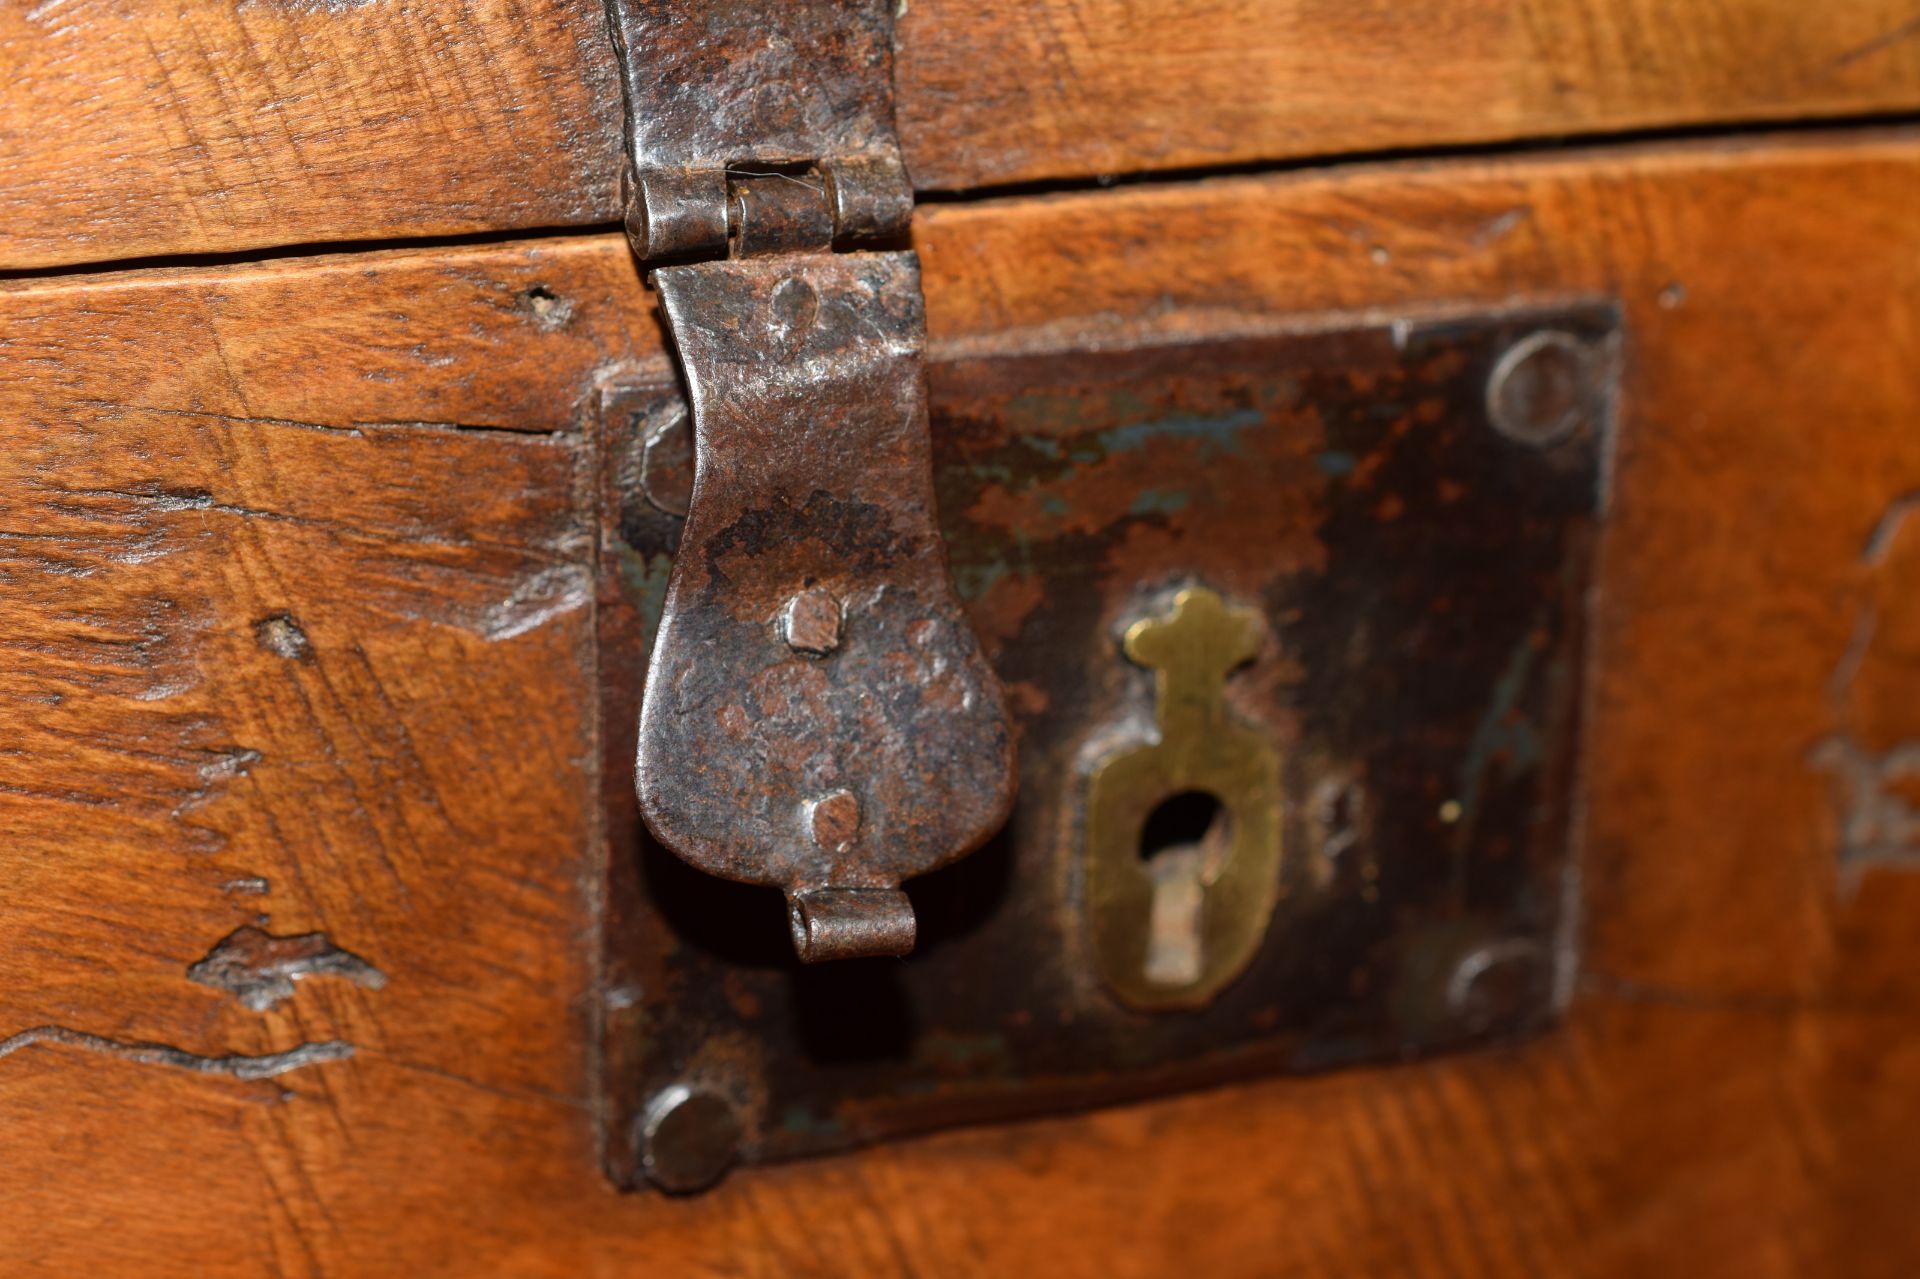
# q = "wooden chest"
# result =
<box><xmin>5</xmin><ymin>3</ymin><xmax>1920</xmax><ymax>1275</ymax></box>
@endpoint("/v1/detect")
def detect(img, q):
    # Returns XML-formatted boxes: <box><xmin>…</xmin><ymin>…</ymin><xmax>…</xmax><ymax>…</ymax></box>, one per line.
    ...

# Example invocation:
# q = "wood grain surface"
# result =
<box><xmin>6</xmin><ymin>0</ymin><xmax>1920</xmax><ymax>268</ymax></box>
<box><xmin>4</xmin><ymin>128</ymin><xmax>1920</xmax><ymax>1275</ymax></box>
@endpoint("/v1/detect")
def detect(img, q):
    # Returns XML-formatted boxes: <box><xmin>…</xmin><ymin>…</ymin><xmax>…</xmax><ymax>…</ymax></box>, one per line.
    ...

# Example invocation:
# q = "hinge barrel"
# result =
<box><xmin>606</xmin><ymin>0</ymin><xmax>914</xmax><ymax>260</ymax></box>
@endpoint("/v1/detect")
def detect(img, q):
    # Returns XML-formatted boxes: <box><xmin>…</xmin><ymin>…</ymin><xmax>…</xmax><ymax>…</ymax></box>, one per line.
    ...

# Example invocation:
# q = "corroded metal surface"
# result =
<box><xmin>604</xmin><ymin>0</ymin><xmax>911</xmax><ymax>259</ymax></box>
<box><xmin>599</xmin><ymin>304</ymin><xmax>1617</xmax><ymax>1187</ymax></box>
<box><xmin>639</xmin><ymin>253</ymin><xmax>1015</xmax><ymax>961</ymax></box>
<box><xmin>608</xmin><ymin>0</ymin><xmax>1013</xmax><ymax>966</ymax></box>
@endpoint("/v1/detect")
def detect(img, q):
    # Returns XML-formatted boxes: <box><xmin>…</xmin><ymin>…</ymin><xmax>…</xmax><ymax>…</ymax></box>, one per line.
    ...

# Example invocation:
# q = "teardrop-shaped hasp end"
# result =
<box><xmin>636</xmin><ymin>251</ymin><xmax>1016</xmax><ymax>958</ymax></box>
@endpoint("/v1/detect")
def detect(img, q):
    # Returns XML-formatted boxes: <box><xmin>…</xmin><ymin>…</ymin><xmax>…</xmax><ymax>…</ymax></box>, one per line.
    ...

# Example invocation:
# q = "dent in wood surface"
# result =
<box><xmin>188</xmin><ymin>925</ymin><xmax>387</xmax><ymax>1012</ymax></box>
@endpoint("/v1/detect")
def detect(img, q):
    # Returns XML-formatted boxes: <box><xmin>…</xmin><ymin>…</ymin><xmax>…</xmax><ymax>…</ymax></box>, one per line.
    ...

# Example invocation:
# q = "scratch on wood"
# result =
<box><xmin>1861</xmin><ymin>490</ymin><xmax>1920</xmax><ymax>564</ymax></box>
<box><xmin>475</xmin><ymin>562</ymin><xmax>591</xmax><ymax>640</ymax></box>
<box><xmin>0</xmin><ymin>1025</ymin><xmax>352</xmax><ymax>1080</ymax></box>
<box><xmin>188</xmin><ymin>925</ymin><xmax>386</xmax><ymax>1012</ymax></box>
<box><xmin>1812</xmin><ymin>493</ymin><xmax>1920</xmax><ymax>888</ymax></box>
<box><xmin>1810</xmin><ymin>735</ymin><xmax>1920</xmax><ymax>885</ymax></box>
<box><xmin>170</xmin><ymin>746</ymin><xmax>263</xmax><ymax>839</ymax></box>
<box><xmin>1829</xmin><ymin>16</ymin><xmax>1920</xmax><ymax>70</ymax></box>
<box><xmin>1470</xmin><ymin>206</ymin><xmax>1532</xmax><ymax>248</ymax></box>
<box><xmin>1582</xmin><ymin>972</ymin><xmax>1896</xmax><ymax>1018</ymax></box>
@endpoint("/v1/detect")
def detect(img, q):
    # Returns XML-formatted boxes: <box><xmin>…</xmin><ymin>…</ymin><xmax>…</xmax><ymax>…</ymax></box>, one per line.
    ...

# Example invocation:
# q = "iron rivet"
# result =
<box><xmin>1486</xmin><ymin>330</ymin><xmax>1594</xmax><ymax>446</ymax></box>
<box><xmin>1446</xmin><ymin>938</ymin><xmax>1547</xmax><ymax>1034</ymax></box>
<box><xmin>809</xmin><ymin>789</ymin><xmax>860</xmax><ymax>852</ymax></box>
<box><xmin>782</xmin><ymin>587</ymin><xmax>843</xmax><ymax>656</ymax></box>
<box><xmin>636</xmin><ymin>1083</ymin><xmax>742</xmax><ymax>1194</ymax></box>
<box><xmin>768</xmin><ymin>276</ymin><xmax>821</xmax><ymax>354</ymax></box>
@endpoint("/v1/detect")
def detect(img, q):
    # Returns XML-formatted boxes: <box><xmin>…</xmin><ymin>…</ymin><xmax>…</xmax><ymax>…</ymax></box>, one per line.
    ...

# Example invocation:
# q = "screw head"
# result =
<box><xmin>782</xmin><ymin>587</ymin><xmax>843</xmax><ymax>657</ymax></box>
<box><xmin>637</xmin><ymin>1084</ymin><xmax>742</xmax><ymax>1194</ymax></box>
<box><xmin>1486</xmin><ymin>330</ymin><xmax>1595</xmax><ymax>447</ymax></box>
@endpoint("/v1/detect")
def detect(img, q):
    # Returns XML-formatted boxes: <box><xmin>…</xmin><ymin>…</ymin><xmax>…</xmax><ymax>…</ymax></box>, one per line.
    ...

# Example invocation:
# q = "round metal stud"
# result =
<box><xmin>1486</xmin><ymin>330</ymin><xmax>1595</xmax><ymax>447</ymax></box>
<box><xmin>636</xmin><ymin>1083</ymin><xmax>743</xmax><ymax>1194</ymax></box>
<box><xmin>1445</xmin><ymin>938</ymin><xmax>1549</xmax><ymax>1035</ymax></box>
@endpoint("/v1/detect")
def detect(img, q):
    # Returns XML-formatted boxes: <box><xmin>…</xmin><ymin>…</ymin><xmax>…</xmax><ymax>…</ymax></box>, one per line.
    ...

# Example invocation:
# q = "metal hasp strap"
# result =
<box><xmin>604</xmin><ymin>0</ymin><xmax>1016</xmax><ymax>961</ymax></box>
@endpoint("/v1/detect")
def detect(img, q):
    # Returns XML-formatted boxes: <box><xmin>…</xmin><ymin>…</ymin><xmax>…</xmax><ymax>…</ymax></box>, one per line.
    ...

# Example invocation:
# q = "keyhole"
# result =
<box><xmin>1139</xmin><ymin>790</ymin><xmax>1231</xmax><ymax>988</ymax></box>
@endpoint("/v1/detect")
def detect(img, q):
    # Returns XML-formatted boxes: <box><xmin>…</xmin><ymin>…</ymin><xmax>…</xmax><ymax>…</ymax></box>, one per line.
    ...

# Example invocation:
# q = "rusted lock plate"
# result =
<box><xmin>597</xmin><ymin>303</ymin><xmax>1617</xmax><ymax>1190</ymax></box>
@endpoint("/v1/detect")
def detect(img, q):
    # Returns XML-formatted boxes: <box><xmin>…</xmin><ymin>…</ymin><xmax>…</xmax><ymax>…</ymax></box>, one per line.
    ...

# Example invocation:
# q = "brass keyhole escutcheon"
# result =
<box><xmin>1084</xmin><ymin>587</ymin><xmax>1284</xmax><ymax>1010</ymax></box>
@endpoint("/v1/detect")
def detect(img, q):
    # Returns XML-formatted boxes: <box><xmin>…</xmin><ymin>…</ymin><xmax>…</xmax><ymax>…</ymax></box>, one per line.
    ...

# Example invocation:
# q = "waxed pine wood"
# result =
<box><xmin>3</xmin><ymin>130</ymin><xmax>1920</xmax><ymax>1274</ymax></box>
